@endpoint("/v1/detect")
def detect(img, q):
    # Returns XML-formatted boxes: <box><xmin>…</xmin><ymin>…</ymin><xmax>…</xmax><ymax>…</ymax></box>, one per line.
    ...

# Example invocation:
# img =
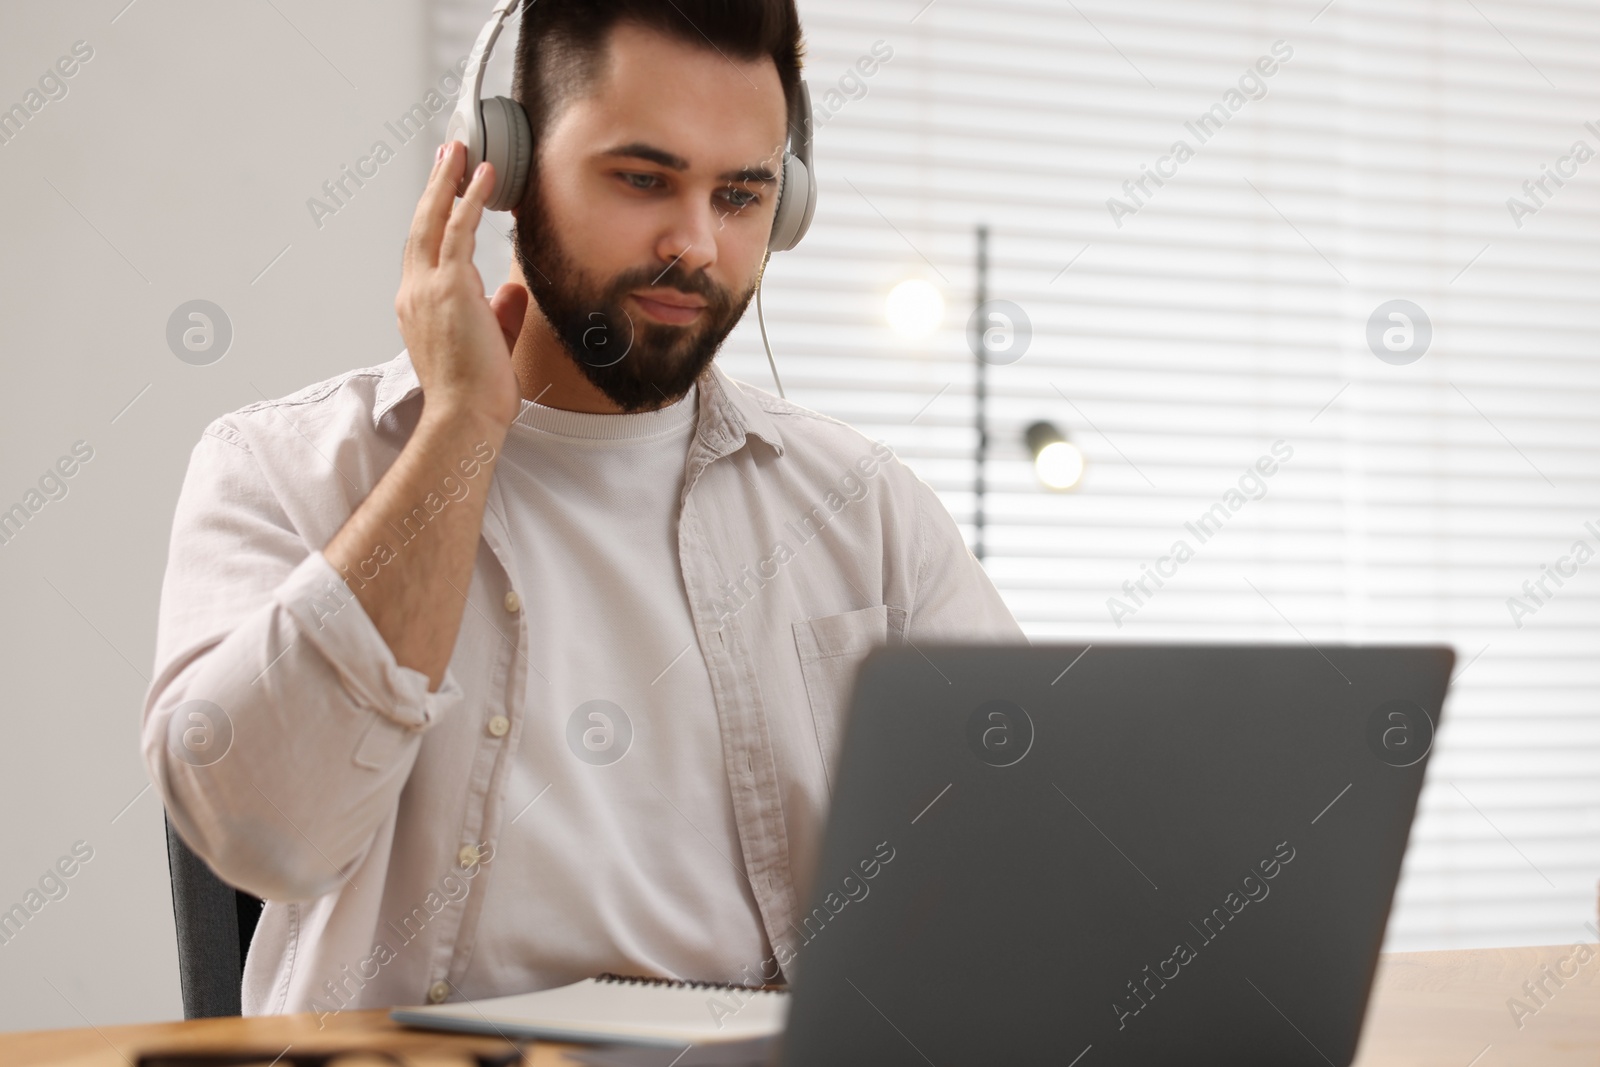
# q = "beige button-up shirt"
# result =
<box><xmin>140</xmin><ymin>351</ymin><xmax>1026</xmax><ymax>1017</ymax></box>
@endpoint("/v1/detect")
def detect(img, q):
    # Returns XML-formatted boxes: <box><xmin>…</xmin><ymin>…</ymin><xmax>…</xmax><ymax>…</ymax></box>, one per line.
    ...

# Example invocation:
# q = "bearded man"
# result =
<box><xmin>141</xmin><ymin>0</ymin><xmax>1022</xmax><ymax>1017</ymax></box>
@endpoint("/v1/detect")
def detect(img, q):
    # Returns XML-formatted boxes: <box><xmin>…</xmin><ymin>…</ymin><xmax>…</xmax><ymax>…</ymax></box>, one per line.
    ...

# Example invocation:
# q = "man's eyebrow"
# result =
<box><xmin>601</xmin><ymin>143</ymin><xmax>689</xmax><ymax>170</ymax></box>
<box><xmin>599</xmin><ymin>142</ymin><xmax>778</xmax><ymax>184</ymax></box>
<box><xmin>720</xmin><ymin>165</ymin><xmax>779</xmax><ymax>184</ymax></box>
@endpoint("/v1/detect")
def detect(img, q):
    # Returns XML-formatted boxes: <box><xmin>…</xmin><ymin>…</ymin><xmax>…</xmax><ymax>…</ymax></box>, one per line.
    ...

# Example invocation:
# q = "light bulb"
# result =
<box><xmin>1024</xmin><ymin>421</ymin><xmax>1085</xmax><ymax>492</ymax></box>
<box><xmin>1035</xmin><ymin>440</ymin><xmax>1086</xmax><ymax>491</ymax></box>
<box><xmin>886</xmin><ymin>279</ymin><xmax>944</xmax><ymax>338</ymax></box>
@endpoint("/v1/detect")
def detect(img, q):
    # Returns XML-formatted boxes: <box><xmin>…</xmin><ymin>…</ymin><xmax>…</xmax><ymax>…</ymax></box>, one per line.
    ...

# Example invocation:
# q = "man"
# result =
<box><xmin>141</xmin><ymin>0</ymin><xmax>1023</xmax><ymax>1018</ymax></box>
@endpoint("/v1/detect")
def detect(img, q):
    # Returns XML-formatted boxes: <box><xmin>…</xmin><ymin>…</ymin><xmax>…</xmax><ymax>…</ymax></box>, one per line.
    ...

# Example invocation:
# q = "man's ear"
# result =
<box><xmin>490</xmin><ymin>282</ymin><xmax>531</xmax><ymax>353</ymax></box>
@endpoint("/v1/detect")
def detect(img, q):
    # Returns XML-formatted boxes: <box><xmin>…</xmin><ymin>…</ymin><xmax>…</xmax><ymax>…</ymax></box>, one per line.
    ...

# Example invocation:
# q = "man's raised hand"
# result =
<box><xmin>397</xmin><ymin>141</ymin><xmax>529</xmax><ymax>432</ymax></box>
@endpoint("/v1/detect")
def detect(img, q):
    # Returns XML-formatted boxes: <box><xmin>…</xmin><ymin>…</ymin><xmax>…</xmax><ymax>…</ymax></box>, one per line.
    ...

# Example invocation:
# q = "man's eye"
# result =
<box><xmin>721</xmin><ymin>189</ymin><xmax>759</xmax><ymax>210</ymax></box>
<box><xmin>621</xmin><ymin>173</ymin><xmax>660</xmax><ymax>191</ymax></box>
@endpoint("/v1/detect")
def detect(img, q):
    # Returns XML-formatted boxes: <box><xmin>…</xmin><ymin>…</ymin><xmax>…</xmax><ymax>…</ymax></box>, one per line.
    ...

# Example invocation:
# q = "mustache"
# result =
<box><xmin>606</xmin><ymin>261</ymin><xmax>729</xmax><ymax>310</ymax></box>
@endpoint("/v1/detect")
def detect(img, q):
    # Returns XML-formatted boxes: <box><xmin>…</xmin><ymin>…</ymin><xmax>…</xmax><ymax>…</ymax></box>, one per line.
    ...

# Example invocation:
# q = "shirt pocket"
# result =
<box><xmin>791</xmin><ymin>604</ymin><xmax>906</xmax><ymax>790</ymax></box>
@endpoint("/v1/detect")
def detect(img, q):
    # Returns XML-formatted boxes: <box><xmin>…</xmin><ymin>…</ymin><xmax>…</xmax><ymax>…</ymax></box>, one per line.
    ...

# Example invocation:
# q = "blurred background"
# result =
<box><xmin>2</xmin><ymin>0</ymin><xmax>1598</xmax><ymax>1030</ymax></box>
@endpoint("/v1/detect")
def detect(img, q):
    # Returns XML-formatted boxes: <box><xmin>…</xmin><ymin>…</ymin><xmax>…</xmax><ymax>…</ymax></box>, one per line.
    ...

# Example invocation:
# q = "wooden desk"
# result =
<box><xmin>4</xmin><ymin>944</ymin><xmax>1596</xmax><ymax>1065</ymax></box>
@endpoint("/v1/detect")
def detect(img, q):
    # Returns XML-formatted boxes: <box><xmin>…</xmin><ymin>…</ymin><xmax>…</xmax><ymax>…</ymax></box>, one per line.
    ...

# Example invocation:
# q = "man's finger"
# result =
<box><xmin>407</xmin><ymin>142</ymin><xmax>467</xmax><ymax>272</ymax></box>
<box><xmin>440</xmin><ymin>161</ymin><xmax>495</xmax><ymax>265</ymax></box>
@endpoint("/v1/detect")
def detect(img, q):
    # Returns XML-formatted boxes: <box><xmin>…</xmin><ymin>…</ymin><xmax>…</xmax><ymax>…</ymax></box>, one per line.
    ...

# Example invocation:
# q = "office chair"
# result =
<box><xmin>163</xmin><ymin>814</ymin><xmax>265</xmax><ymax>1018</ymax></box>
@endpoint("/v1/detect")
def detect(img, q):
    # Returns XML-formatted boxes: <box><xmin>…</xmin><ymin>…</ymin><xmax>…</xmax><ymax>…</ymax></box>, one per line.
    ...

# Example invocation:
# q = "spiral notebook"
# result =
<box><xmin>390</xmin><ymin>973</ymin><xmax>789</xmax><ymax>1047</ymax></box>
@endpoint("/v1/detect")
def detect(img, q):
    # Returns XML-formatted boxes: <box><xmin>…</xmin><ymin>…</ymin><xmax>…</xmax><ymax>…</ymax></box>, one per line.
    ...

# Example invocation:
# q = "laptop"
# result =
<box><xmin>775</xmin><ymin>642</ymin><xmax>1454</xmax><ymax>1067</ymax></box>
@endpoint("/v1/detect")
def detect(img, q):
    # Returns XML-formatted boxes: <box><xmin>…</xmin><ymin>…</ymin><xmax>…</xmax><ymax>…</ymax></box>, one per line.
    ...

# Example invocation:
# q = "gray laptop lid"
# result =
<box><xmin>778</xmin><ymin>642</ymin><xmax>1453</xmax><ymax>1067</ymax></box>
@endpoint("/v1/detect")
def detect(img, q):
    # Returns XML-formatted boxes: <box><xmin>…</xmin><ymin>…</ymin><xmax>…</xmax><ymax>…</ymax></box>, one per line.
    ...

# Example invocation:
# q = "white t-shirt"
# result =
<box><xmin>462</xmin><ymin>382</ymin><xmax>772</xmax><ymax>991</ymax></box>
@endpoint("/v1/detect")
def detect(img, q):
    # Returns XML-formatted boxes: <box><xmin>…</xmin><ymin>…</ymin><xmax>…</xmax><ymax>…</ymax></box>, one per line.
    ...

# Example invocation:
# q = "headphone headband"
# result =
<box><xmin>461</xmin><ymin>0</ymin><xmax>519</xmax><ymax>114</ymax></box>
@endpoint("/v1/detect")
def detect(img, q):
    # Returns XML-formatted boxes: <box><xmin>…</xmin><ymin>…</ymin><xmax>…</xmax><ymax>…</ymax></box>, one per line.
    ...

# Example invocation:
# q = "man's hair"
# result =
<box><xmin>511</xmin><ymin>0</ymin><xmax>804</xmax><ymax>150</ymax></box>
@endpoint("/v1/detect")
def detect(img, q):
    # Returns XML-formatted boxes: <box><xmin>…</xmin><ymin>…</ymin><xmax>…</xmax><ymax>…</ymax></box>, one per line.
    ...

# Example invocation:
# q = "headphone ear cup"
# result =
<box><xmin>769</xmin><ymin>152</ymin><xmax>816</xmax><ymax>253</ymax></box>
<box><xmin>479</xmin><ymin>95</ymin><xmax>532</xmax><ymax>212</ymax></box>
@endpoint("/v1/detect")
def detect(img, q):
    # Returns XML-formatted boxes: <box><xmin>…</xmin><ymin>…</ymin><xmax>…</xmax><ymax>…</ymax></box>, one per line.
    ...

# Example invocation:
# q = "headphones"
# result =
<box><xmin>445</xmin><ymin>0</ymin><xmax>818</xmax><ymax>253</ymax></box>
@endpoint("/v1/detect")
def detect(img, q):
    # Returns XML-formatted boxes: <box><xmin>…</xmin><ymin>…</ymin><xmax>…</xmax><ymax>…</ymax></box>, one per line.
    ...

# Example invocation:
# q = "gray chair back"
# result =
<box><xmin>163</xmin><ymin>815</ymin><xmax>264</xmax><ymax>1018</ymax></box>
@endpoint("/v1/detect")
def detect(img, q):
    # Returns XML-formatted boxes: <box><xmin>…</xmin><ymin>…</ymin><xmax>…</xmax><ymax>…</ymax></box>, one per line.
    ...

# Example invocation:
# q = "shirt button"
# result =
<box><xmin>503</xmin><ymin>590</ymin><xmax>521</xmax><ymax>614</ymax></box>
<box><xmin>428</xmin><ymin>980</ymin><xmax>450</xmax><ymax>1004</ymax></box>
<box><xmin>458</xmin><ymin>844</ymin><xmax>481</xmax><ymax>868</ymax></box>
<box><xmin>487</xmin><ymin>715</ymin><xmax>510</xmax><ymax>738</ymax></box>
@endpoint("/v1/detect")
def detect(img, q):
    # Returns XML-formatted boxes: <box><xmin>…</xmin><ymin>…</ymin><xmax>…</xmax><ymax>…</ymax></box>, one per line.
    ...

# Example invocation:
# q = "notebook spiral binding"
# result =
<box><xmin>596</xmin><ymin>972</ymin><xmax>787</xmax><ymax>994</ymax></box>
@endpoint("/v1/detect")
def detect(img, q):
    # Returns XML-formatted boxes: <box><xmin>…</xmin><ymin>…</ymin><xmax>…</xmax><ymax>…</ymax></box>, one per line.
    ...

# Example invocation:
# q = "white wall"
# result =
<box><xmin>0</xmin><ymin>0</ymin><xmax>430</xmax><ymax>1030</ymax></box>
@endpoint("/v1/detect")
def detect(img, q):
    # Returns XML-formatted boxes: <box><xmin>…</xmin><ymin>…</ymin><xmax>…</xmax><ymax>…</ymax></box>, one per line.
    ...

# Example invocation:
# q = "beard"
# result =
<box><xmin>514</xmin><ymin>187</ymin><xmax>759</xmax><ymax>413</ymax></box>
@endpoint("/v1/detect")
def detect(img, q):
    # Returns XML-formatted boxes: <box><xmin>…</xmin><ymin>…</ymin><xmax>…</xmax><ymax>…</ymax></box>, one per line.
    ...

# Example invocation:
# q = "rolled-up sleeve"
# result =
<box><xmin>906</xmin><ymin>473</ymin><xmax>1029</xmax><ymax>643</ymax></box>
<box><xmin>140</xmin><ymin>422</ymin><xmax>464</xmax><ymax>902</ymax></box>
